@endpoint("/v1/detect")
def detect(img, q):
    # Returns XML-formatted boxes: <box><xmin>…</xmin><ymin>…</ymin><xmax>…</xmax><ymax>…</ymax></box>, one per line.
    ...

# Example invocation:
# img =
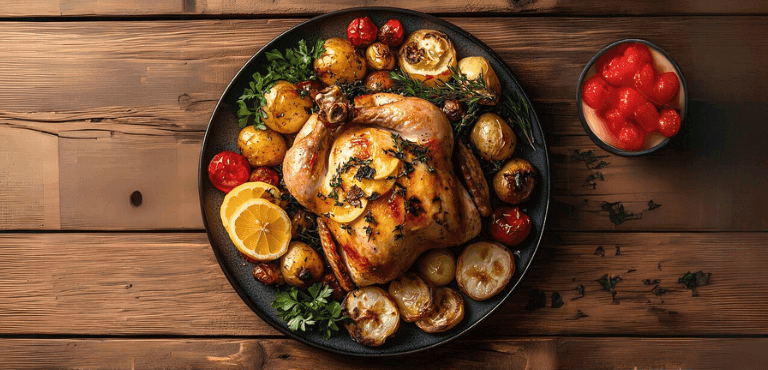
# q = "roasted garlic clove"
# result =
<box><xmin>343</xmin><ymin>287</ymin><xmax>400</xmax><ymax>347</ymax></box>
<box><xmin>455</xmin><ymin>143</ymin><xmax>492</xmax><ymax>217</ymax></box>
<box><xmin>388</xmin><ymin>272</ymin><xmax>435</xmax><ymax>322</ymax></box>
<box><xmin>456</xmin><ymin>241</ymin><xmax>515</xmax><ymax>301</ymax></box>
<box><xmin>416</xmin><ymin>248</ymin><xmax>456</xmax><ymax>286</ymax></box>
<box><xmin>415</xmin><ymin>286</ymin><xmax>465</xmax><ymax>333</ymax></box>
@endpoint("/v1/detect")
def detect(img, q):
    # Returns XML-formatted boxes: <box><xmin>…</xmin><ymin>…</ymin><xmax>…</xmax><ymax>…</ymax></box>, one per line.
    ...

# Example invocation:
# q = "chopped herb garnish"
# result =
<box><xmin>271</xmin><ymin>283</ymin><xmax>348</xmax><ymax>340</ymax></box>
<box><xmin>340</xmin><ymin>224</ymin><xmax>353</xmax><ymax>235</ymax></box>
<box><xmin>678</xmin><ymin>271</ymin><xmax>711</xmax><ymax>289</ymax></box>
<box><xmin>551</xmin><ymin>292</ymin><xmax>564</xmax><ymax>308</ymax></box>
<box><xmin>648</xmin><ymin>200</ymin><xmax>662</xmax><ymax>210</ymax></box>
<box><xmin>598</xmin><ymin>274</ymin><xmax>622</xmax><ymax>291</ymax></box>
<box><xmin>601</xmin><ymin>201</ymin><xmax>643</xmax><ymax>226</ymax></box>
<box><xmin>354</xmin><ymin>164</ymin><xmax>376</xmax><ymax>181</ymax></box>
<box><xmin>393</xmin><ymin>225</ymin><xmax>404</xmax><ymax>240</ymax></box>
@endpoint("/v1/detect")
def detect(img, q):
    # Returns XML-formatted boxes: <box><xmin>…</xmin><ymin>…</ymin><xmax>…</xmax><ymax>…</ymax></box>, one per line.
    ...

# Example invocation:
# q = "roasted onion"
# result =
<box><xmin>343</xmin><ymin>287</ymin><xmax>400</xmax><ymax>347</ymax></box>
<box><xmin>388</xmin><ymin>272</ymin><xmax>435</xmax><ymax>322</ymax></box>
<box><xmin>415</xmin><ymin>286</ymin><xmax>465</xmax><ymax>333</ymax></box>
<box><xmin>456</xmin><ymin>241</ymin><xmax>515</xmax><ymax>301</ymax></box>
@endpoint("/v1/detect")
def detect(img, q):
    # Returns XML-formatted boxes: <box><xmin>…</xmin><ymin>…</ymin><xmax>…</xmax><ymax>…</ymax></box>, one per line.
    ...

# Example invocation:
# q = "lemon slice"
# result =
<box><xmin>220</xmin><ymin>181</ymin><xmax>282</xmax><ymax>228</ymax></box>
<box><xmin>226</xmin><ymin>198</ymin><xmax>291</xmax><ymax>261</ymax></box>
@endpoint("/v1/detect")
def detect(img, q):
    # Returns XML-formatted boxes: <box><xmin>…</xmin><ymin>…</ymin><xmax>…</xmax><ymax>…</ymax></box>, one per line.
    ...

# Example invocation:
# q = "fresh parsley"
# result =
<box><xmin>271</xmin><ymin>283</ymin><xmax>347</xmax><ymax>340</ymax></box>
<box><xmin>237</xmin><ymin>39</ymin><xmax>325</xmax><ymax>129</ymax></box>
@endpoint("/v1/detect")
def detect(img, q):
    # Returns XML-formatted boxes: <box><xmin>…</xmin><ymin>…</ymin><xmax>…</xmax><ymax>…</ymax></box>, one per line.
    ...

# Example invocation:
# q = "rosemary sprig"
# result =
<box><xmin>499</xmin><ymin>92</ymin><xmax>536</xmax><ymax>150</ymax></box>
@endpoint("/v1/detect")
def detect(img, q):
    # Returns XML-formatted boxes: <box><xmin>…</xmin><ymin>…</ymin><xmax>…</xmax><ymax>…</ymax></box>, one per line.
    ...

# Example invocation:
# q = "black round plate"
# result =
<box><xmin>199</xmin><ymin>7</ymin><xmax>550</xmax><ymax>356</ymax></box>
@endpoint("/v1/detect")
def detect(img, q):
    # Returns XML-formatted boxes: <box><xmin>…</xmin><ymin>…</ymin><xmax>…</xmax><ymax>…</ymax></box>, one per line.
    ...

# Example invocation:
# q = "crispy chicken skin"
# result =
<box><xmin>283</xmin><ymin>89</ymin><xmax>481</xmax><ymax>286</ymax></box>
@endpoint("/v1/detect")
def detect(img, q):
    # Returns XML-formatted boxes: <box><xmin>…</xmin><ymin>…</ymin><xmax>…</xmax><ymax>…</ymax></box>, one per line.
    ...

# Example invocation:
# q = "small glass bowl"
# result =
<box><xmin>576</xmin><ymin>38</ymin><xmax>688</xmax><ymax>156</ymax></box>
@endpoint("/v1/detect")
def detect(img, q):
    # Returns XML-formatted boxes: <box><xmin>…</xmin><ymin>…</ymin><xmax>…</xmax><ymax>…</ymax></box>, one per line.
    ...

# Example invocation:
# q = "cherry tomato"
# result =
<box><xmin>658</xmin><ymin>109</ymin><xmax>682</xmax><ymax>138</ymax></box>
<box><xmin>208</xmin><ymin>151</ymin><xmax>251</xmax><ymax>193</ymax></box>
<box><xmin>249</xmin><ymin>167</ymin><xmax>280</xmax><ymax>187</ymax></box>
<box><xmin>488</xmin><ymin>206</ymin><xmax>532</xmax><ymax>247</ymax></box>
<box><xmin>347</xmin><ymin>17</ymin><xmax>378</xmax><ymax>47</ymax></box>
<box><xmin>616</xmin><ymin>123</ymin><xmax>646</xmax><ymax>151</ymax></box>
<box><xmin>378</xmin><ymin>19</ymin><xmax>404</xmax><ymax>47</ymax></box>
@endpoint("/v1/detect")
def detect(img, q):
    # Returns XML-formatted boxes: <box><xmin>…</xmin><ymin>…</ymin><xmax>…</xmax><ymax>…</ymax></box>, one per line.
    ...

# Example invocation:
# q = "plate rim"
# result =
<box><xmin>198</xmin><ymin>6</ymin><xmax>551</xmax><ymax>357</ymax></box>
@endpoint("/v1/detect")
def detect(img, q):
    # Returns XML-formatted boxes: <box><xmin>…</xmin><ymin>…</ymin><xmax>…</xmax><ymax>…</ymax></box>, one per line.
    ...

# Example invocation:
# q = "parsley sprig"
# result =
<box><xmin>237</xmin><ymin>39</ymin><xmax>325</xmax><ymax>129</ymax></box>
<box><xmin>271</xmin><ymin>283</ymin><xmax>348</xmax><ymax>340</ymax></box>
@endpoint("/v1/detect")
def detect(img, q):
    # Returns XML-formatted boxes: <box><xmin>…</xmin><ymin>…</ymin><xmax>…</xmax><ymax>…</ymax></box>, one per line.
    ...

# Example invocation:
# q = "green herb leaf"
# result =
<box><xmin>271</xmin><ymin>283</ymin><xmax>348</xmax><ymax>340</ymax></box>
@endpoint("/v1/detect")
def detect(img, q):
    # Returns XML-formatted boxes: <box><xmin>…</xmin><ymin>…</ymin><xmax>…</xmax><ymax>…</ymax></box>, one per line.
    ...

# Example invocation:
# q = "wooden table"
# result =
<box><xmin>2</xmin><ymin>1</ymin><xmax>767</xmax><ymax>368</ymax></box>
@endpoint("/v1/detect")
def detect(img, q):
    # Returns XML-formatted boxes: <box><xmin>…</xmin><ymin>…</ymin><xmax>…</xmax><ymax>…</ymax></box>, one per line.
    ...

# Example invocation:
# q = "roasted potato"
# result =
<box><xmin>388</xmin><ymin>273</ymin><xmax>435</xmax><ymax>322</ymax></box>
<box><xmin>470</xmin><ymin>113</ymin><xmax>516</xmax><ymax>161</ymax></box>
<box><xmin>279</xmin><ymin>241</ymin><xmax>324</xmax><ymax>289</ymax></box>
<box><xmin>456</xmin><ymin>242</ymin><xmax>515</xmax><ymax>301</ymax></box>
<box><xmin>493</xmin><ymin>158</ymin><xmax>537</xmax><ymax>204</ymax></box>
<box><xmin>415</xmin><ymin>286</ymin><xmax>465</xmax><ymax>333</ymax></box>
<box><xmin>398</xmin><ymin>29</ymin><xmax>457</xmax><ymax>87</ymax></box>
<box><xmin>237</xmin><ymin>126</ymin><xmax>286</xmax><ymax>167</ymax></box>
<box><xmin>365</xmin><ymin>71</ymin><xmax>395</xmax><ymax>92</ymax></box>
<box><xmin>416</xmin><ymin>248</ymin><xmax>456</xmax><ymax>286</ymax></box>
<box><xmin>343</xmin><ymin>287</ymin><xmax>400</xmax><ymax>347</ymax></box>
<box><xmin>365</xmin><ymin>42</ymin><xmax>396</xmax><ymax>71</ymax></box>
<box><xmin>313</xmin><ymin>37</ymin><xmax>367</xmax><ymax>85</ymax></box>
<box><xmin>262</xmin><ymin>80</ymin><xmax>313</xmax><ymax>134</ymax></box>
<box><xmin>458</xmin><ymin>56</ymin><xmax>501</xmax><ymax>105</ymax></box>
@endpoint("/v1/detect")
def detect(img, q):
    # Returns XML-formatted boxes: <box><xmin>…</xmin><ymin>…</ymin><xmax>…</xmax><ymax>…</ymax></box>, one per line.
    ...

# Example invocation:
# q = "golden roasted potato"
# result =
<box><xmin>470</xmin><ymin>112</ymin><xmax>516</xmax><ymax>161</ymax></box>
<box><xmin>313</xmin><ymin>38</ymin><xmax>367</xmax><ymax>85</ymax></box>
<box><xmin>493</xmin><ymin>158</ymin><xmax>537</xmax><ymax>205</ymax></box>
<box><xmin>279</xmin><ymin>241</ymin><xmax>324</xmax><ymax>289</ymax></box>
<box><xmin>262</xmin><ymin>80</ymin><xmax>313</xmax><ymax>134</ymax></box>
<box><xmin>365</xmin><ymin>71</ymin><xmax>395</xmax><ymax>92</ymax></box>
<box><xmin>415</xmin><ymin>286</ymin><xmax>465</xmax><ymax>333</ymax></box>
<box><xmin>399</xmin><ymin>29</ymin><xmax>457</xmax><ymax>87</ymax></box>
<box><xmin>416</xmin><ymin>248</ymin><xmax>456</xmax><ymax>286</ymax></box>
<box><xmin>456</xmin><ymin>241</ymin><xmax>515</xmax><ymax>301</ymax></box>
<box><xmin>365</xmin><ymin>42</ymin><xmax>396</xmax><ymax>71</ymax></box>
<box><xmin>388</xmin><ymin>273</ymin><xmax>435</xmax><ymax>322</ymax></box>
<box><xmin>458</xmin><ymin>56</ymin><xmax>501</xmax><ymax>105</ymax></box>
<box><xmin>237</xmin><ymin>126</ymin><xmax>286</xmax><ymax>167</ymax></box>
<box><xmin>343</xmin><ymin>287</ymin><xmax>400</xmax><ymax>347</ymax></box>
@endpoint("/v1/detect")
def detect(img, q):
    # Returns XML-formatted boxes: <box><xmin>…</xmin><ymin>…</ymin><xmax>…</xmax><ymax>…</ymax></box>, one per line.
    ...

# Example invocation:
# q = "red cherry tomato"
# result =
<box><xmin>603</xmin><ymin>108</ymin><xmax>627</xmax><ymax>135</ymax></box>
<box><xmin>488</xmin><ymin>206</ymin><xmax>532</xmax><ymax>247</ymax></box>
<box><xmin>249</xmin><ymin>167</ymin><xmax>280</xmax><ymax>187</ymax></box>
<box><xmin>633</xmin><ymin>101</ymin><xmax>660</xmax><ymax>133</ymax></box>
<box><xmin>582</xmin><ymin>74</ymin><xmax>615</xmax><ymax>112</ymax></box>
<box><xmin>347</xmin><ymin>17</ymin><xmax>378</xmax><ymax>47</ymax></box>
<box><xmin>208</xmin><ymin>151</ymin><xmax>251</xmax><ymax>193</ymax></box>
<box><xmin>658</xmin><ymin>109</ymin><xmax>682</xmax><ymax>138</ymax></box>
<box><xmin>616</xmin><ymin>123</ymin><xmax>646</xmax><ymax>151</ymax></box>
<box><xmin>378</xmin><ymin>19</ymin><xmax>404</xmax><ymax>47</ymax></box>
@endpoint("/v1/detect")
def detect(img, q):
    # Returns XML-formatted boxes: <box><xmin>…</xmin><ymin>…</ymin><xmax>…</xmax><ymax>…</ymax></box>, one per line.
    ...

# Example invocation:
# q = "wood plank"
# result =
<box><xmin>1</xmin><ymin>18</ymin><xmax>766</xmax><ymax>230</ymax></box>
<box><xmin>1</xmin><ymin>0</ymin><xmax>768</xmax><ymax>17</ymax></box>
<box><xmin>1</xmin><ymin>232</ymin><xmax>767</xmax><ymax>336</ymax></box>
<box><xmin>0</xmin><ymin>337</ymin><xmax>765</xmax><ymax>369</ymax></box>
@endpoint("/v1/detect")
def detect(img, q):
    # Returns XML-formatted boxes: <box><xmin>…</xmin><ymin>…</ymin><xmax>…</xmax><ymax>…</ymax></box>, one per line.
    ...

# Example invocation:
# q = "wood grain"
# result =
<box><xmin>1</xmin><ymin>232</ymin><xmax>766</xmax><ymax>336</ymax></box>
<box><xmin>1</xmin><ymin>17</ymin><xmax>766</xmax><ymax>230</ymax></box>
<box><xmin>0</xmin><ymin>337</ymin><xmax>766</xmax><ymax>369</ymax></box>
<box><xmin>1</xmin><ymin>0</ymin><xmax>768</xmax><ymax>17</ymax></box>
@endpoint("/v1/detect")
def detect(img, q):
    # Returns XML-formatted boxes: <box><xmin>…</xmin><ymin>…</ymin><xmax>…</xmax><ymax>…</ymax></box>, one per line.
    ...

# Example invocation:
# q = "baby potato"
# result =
<box><xmin>313</xmin><ymin>37</ymin><xmax>367</xmax><ymax>85</ymax></box>
<box><xmin>388</xmin><ymin>273</ymin><xmax>435</xmax><ymax>322</ymax></box>
<box><xmin>458</xmin><ymin>56</ymin><xmax>501</xmax><ymax>105</ymax></box>
<box><xmin>343</xmin><ymin>287</ymin><xmax>400</xmax><ymax>347</ymax></box>
<box><xmin>237</xmin><ymin>126</ymin><xmax>286</xmax><ymax>167</ymax></box>
<box><xmin>456</xmin><ymin>242</ymin><xmax>515</xmax><ymax>301</ymax></box>
<box><xmin>365</xmin><ymin>42</ymin><xmax>396</xmax><ymax>71</ymax></box>
<box><xmin>262</xmin><ymin>80</ymin><xmax>313</xmax><ymax>134</ymax></box>
<box><xmin>398</xmin><ymin>29</ymin><xmax>457</xmax><ymax>87</ymax></box>
<box><xmin>470</xmin><ymin>113</ymin><xmax>516</xmax><ymax>161</ymax></box>
<box><xmin>415</xmin><ymin>286</ymin><xmax>465</xmax><ymax>333</ymax></box>
<box><xmin>279</xmin><ymin>241</ymin><xmax>324</xmax><ymax>289</ymax></box>
<box><xmin>493</xmin><ymin>158</ymin><xmax>537</xmax><ymax>205</ymax></box>
<box><xmin>365</xmin><ymin>71</ymin><xmax>395</xmax><ymax>92</ymax></box>
<box><xmin>416</xmin><ymin>248</ymin><xmax>456</xmax><ymax>286</ymax></box>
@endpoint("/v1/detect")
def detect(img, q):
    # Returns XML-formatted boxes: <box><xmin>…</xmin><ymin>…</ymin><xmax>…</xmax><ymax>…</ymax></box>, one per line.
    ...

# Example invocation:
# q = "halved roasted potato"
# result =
<box><xmin>388</xmin><ymin>272</ymin><xmax>435</xmax><ymax>322</ymax></box>
<box><xmin>456</xmin><ymin>241</ymin><xmax>515</xmax><ymax>301</ymax></box>
<box><xmin>343</xmin><ymin>286</ymin><xmax>400</xmax><ymax>347</ymax></box>
<box><xmin>416</xmin><ymin>248</ymin><xmax>456</xmax><ymax>286</ymax></box>
<box><xmin>398</xmin><ymin>29</ymin><xmax>457</xmax><ymax>87</ymax></box>
<box><xmin>415</xmin><ymin>286</ymin><xmax>465</xmax><ymax>333</ymax></box>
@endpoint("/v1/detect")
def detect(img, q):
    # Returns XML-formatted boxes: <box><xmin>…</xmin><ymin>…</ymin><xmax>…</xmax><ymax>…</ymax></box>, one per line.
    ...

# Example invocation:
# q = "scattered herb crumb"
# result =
<box><xmin>598</xmin><ymin>274</ymin><xmax>623</xmax><ymax>291</ymax></box>
<box><xmin>601</xmin><ymin>201</ymin><xmax>643</xmax><ymax>226</ymax></box>
<box><xmin>526</xmin><ymin>289</ymin><xmax>546</xmax><ymax>311</ymax></box>
<box><xmin>594</xmin><ymin>246</ymin><xmax>605</xmax><ymax>257</ymax></box>
<box><xmin>551</xmin><ymin>292</ymin><xmax>564</xmax><ymax>308</ymax></box>
<box><xmin>651</xmin><ymin>285</ymin><xmax>670</xmax><ymax>296</ymax></box>
<box><xmin>583</xmin><ymin>172</ymin><xmax>604</xmax><ymax>189</ymax></box>
<box><xmin>572</xmin><ymin>285</ymin><xmax>585</xmax><ymax>301</ymax></box>
<box><xmin>658</xmin><ymin>262</ymin><xmax>662</xmax><ymax>271</ymax></box>
<box><xmin>643</xmin><ymin>279</ymin><xmax>661</xmax><ymax>286</ymax></box>
<box><xmin>647</xmin><ymin>200</ymin><xmax>662</xmax><ymax>210</ymax></box>
<box><xmin>575</xmin><ymin>310</ymin><xmax>589</xmax><ymax>319</ymax></box>
<box><xmin>615</xmin><ymin>246</ymin><xmax>621</xmax><ymax>255</ymax></box>
<box><xmin>679</xmin><ymin>270</ymin><xmax>711</xmax><ymax>289</ymax></box>
<box><xmin>611</xmin><ymin>290</ymin><xmax>620</xmax><ymax>304</ymax></box>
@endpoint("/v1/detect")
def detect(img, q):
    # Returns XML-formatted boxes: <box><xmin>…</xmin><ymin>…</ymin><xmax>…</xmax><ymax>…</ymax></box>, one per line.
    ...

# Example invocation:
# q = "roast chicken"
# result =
<box><xmin>283</xmin><ymin>87</ymin><xmax>481</xmax><ymax>287</ymax></box>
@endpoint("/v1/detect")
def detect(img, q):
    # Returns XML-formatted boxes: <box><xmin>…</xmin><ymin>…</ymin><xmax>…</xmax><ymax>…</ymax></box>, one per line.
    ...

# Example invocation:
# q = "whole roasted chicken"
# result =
<box><xmin>283</xmin><ymin>86</ymin><xmax>481</xmax><ymax>288</ymax></box>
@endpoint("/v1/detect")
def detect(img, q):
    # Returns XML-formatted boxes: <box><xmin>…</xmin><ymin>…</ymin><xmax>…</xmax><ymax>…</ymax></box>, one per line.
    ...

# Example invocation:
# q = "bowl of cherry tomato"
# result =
<box><xmin>577</xmin><ymin>39</ymin><xmax>688</xmax><ymax>156</ymax></box>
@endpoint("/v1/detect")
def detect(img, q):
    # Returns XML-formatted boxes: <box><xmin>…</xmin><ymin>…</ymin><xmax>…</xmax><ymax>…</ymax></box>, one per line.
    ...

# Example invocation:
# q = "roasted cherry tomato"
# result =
<box><xmin>347</xmin><ymin>17</ymin><xmax>378</xmax><ymax>47</ymax></box>
<box><xmin>378</xmin><ymin>19</ymin><xmax>404</xmax><ymax>47</ymax></box>
<box><xmin>249</xmin><ymin>167</ymin><xmax>279</xmax><ymax>187</ymax></box>
<box><xmin>488</xmin><ymin>206</ymin><xmax>532</xmax><ymax>247</ymax></box>
<box><xmin>208</xmin><ymin>151</ymin><xmax>251</xmax><ymax>193</ymax></box>
<box><xmin>295</xmin><ymin>80</ymin><xmax>323</xmax><ymax>101</ymax></box>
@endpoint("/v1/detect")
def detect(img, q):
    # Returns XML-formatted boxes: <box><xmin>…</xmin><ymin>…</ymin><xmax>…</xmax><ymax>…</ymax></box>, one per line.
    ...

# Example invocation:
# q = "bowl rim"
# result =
<box><xmin>576</xmin><ymin>38</ymin><xmax>689</xmax><ymax>156</ymax></box>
